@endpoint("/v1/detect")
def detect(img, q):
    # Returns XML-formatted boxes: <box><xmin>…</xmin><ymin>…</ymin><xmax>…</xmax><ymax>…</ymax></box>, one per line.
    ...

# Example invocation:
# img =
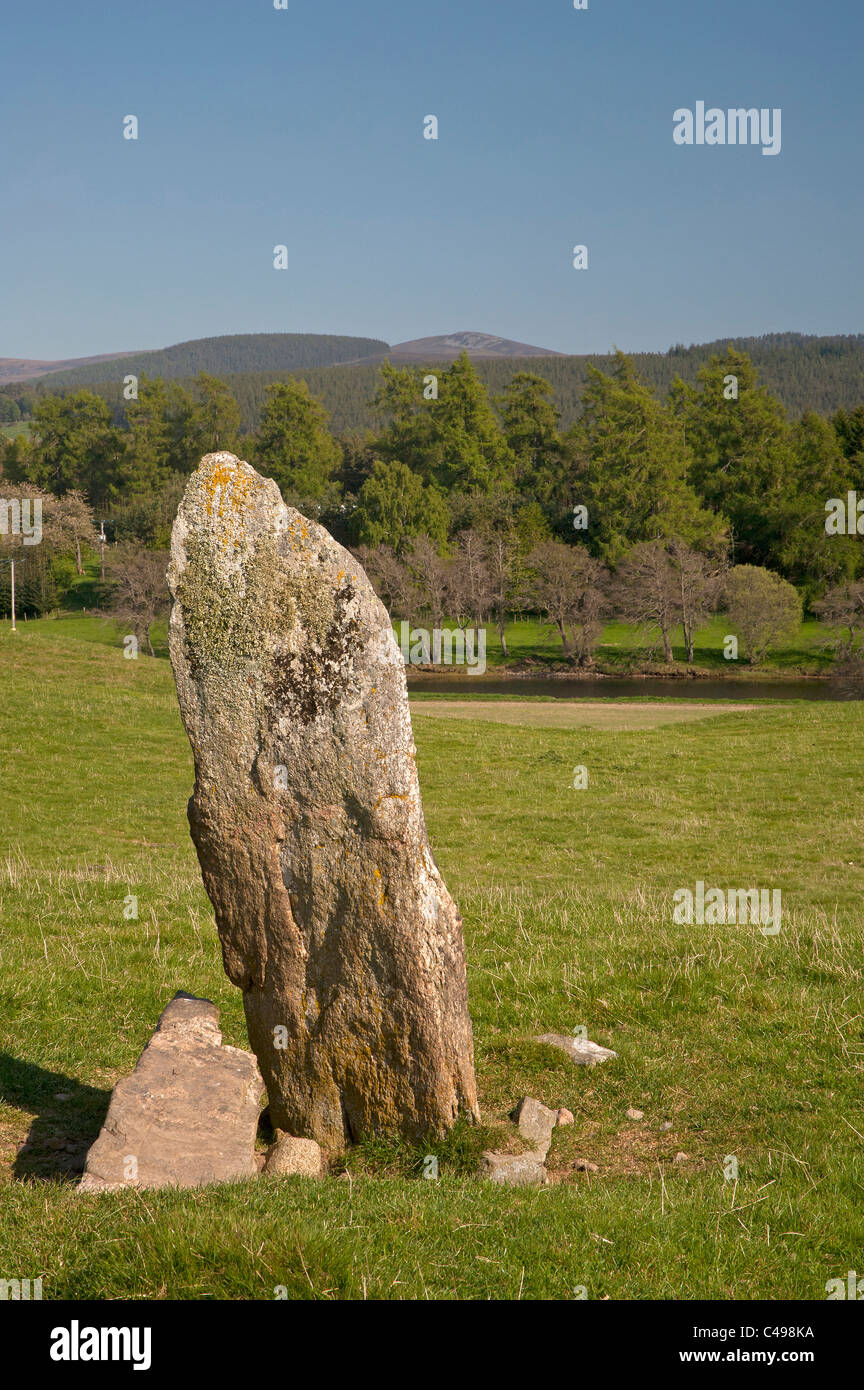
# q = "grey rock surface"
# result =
<box><xmin>510</xmin><ymin>1096</ymin><xmax>557</xmax><ymax>1159</ymax></box>
<box><xmin>478</xmin><ymin>1151</ymin><xmax>548</xmax><ymax>1187</ymax></box>
<box><xmin>535</xmin><ymin>1034</ymin><xmax>617</xmax><ymax>1066</ymax></box>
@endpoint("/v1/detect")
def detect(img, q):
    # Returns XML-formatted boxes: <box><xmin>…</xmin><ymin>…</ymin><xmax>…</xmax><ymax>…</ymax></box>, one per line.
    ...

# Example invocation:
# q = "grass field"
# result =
<box><xmin>0</xmin><ymin>617</ymin><xmax>862</xmax><ymax>1300</ymax></box>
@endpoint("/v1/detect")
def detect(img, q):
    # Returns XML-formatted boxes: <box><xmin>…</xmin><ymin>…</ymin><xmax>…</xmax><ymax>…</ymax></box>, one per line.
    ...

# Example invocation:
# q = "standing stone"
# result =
<box><xmin>167</xmin><ymin>453</ymin><xmax>479</xmax><ymax>1150</ymax></box>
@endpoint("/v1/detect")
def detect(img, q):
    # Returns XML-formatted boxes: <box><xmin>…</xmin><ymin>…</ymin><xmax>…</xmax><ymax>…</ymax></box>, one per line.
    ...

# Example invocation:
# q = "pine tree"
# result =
<box><xmin>253</xmin><ymin>378</ymin><xmax>341</xmax><ymax>499</ymax></box>
<box><xmin>672</xmin><ymin>347</ymin><xmax>794</xmax><ymax>567</ymax></box>
<box><xmin>570</xmin><ymin>352</ymin><xmax>723</xmax><ymax>563</ymax></box>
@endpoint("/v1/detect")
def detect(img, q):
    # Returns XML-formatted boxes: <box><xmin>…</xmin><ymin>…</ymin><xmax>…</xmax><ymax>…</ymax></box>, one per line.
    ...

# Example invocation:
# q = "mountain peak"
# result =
<box><xmin>387</xmin><ymin>332</ymin><xmax>563</xmax><ymax>361</ymax></box>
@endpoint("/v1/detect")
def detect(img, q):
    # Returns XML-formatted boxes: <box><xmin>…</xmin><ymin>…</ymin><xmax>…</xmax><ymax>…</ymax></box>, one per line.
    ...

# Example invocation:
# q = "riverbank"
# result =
<box><xmin>407</xmin><ymin>660</ymin><xmax>844</xmax><ymax>683</ymax></box>
<box><xmin>407</xmin><ymin>674</ymin><xmax>862</xmax><ymax>702</ymax></box>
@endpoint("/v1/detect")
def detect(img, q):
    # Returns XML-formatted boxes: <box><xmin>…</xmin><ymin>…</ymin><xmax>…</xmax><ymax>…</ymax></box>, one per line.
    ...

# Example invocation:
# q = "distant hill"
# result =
<box><xmin>11</xmin><ymin>329</ymin><xmax>564</xmax><ymax>388</ymax></box>
<box><xmin>9</xmin><ymin>334</ymin><xmax>389</xmax><ymax>389</ymax></box>
<box><xmin>0</xmin><ymin>352</ymin><xmax>133</xmax><ymax>387</ymax></box>
<box><xmin>358</xmin><ymin>331</ymin><xmax>564</xmax><ymax>364</ymax></box>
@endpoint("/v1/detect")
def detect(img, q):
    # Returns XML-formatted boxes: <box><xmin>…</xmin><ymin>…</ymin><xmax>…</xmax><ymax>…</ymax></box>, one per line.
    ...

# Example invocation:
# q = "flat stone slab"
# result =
<box><xmin>510</xmin><ymin>1096</ymin><xmax>557</xmax><ymax>1159</ymax></box>
<box><xmin>79</xmin><ymin>993</ymin><xmax>263</xmax><ymax>1193</ymax></box>
<box><xmin>535</xmin><ymin>1034</ymin><xmax>617</xmax><ymax>1066</ymax></box>
<box><xmin>479</xmin><ymin>1151</ymin><xmax>548</xmax><ymax>1188</ymax></box>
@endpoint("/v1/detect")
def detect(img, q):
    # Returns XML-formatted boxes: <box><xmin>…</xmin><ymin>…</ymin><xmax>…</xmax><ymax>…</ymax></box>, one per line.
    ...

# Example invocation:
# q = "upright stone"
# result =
<box><xmin>167</xmin><ymin>453</ymin><xmax>479</xmax><ymax>1149</ymax></box>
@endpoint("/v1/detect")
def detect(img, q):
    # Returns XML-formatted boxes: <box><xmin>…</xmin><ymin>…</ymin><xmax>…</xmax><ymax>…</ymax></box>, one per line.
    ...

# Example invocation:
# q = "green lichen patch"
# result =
<box><xmin>176</xmin><ymin>531</ymin><xmax>297</xmax><ymax>678</ymax></box>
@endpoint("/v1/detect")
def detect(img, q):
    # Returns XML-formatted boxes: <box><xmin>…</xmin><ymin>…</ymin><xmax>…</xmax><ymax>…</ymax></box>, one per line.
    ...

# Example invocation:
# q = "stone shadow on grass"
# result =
<box><xmin>0</xmin><ymin>1052</ymin><xmax>111</xmax><ymax>1183</ymax></box>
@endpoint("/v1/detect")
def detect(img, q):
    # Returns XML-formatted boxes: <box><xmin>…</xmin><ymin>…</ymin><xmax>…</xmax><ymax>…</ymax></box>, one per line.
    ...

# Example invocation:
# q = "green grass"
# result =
<box><xmin>0</xmin><ymin>619</ymin><xmax>862</xmax><ymax>1300</ymax></box>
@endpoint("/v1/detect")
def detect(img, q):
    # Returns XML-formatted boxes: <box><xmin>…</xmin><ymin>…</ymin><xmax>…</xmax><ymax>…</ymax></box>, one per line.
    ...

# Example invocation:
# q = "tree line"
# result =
<box><xmin>2</xmin><ymin>346</ymin><xmax>864</xmax><ymax>662</ymax></box>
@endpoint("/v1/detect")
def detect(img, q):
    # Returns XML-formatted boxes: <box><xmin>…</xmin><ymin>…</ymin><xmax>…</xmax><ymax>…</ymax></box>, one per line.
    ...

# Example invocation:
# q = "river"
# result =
<box><xmin>406</xmin><ymin>675</ymin><xmax>864</xmax><ymax>702</ymax></box>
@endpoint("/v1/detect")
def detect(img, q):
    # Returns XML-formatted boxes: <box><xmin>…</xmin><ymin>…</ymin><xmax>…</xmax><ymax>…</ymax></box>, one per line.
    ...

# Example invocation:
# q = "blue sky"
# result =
<box><xmin>2</xmin><ymin>0</ymin><xmax>862</xmax><ymax>359</ymax></box>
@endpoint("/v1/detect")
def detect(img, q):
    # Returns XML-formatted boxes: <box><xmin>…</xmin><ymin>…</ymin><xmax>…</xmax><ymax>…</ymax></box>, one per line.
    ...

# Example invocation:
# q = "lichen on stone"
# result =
<box><xmin>176</xmin><ymin>531</ymin><xmax>297</xmax><ymax>678</ymax></box>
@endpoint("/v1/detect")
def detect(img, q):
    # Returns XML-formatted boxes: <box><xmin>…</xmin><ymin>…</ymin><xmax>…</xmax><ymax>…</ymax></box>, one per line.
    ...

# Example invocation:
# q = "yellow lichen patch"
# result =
<box><xmin>200</xmin><ymin>456</ymin><xmax>259</xmax><ymax>555</ymax></box>
<box><xmin>371</xmin><ymin>865</ymin><xmax>386</xmax><ymax>908</ymax></box>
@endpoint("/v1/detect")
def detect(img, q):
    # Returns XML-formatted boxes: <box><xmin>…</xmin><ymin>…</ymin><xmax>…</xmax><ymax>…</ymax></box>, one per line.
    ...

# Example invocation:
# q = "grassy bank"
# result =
<box><xmin>1</xmin><ymin>605</ymin><xmax>847</xmax><ymax>678</ymax></box>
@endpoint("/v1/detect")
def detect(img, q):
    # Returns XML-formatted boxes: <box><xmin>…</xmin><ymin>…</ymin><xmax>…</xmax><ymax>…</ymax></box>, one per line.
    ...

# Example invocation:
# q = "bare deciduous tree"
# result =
<box><xmin>611</xmin><ymin>539</ymin><xmax>679</xmax><ymax>663</ymax></box>
<box><xmin>352</xmin><ymin>543</ymin><xmax>417</xmax><ymax>620</ymax></box>
<box><xmin>405</xmin><ymin>534</ymin><xmax>452</xmax><ymax>629</ymax></box>
<box><xmin>526</xmin><ymin>539</ymin><xmax>608</xmax><ymax>665</ymax></box>
<box><xmin>668</xmin><ymin>538</ymin><xmax>728</xmax><ymax>664</ymax></box>
<box><xmin>448</xmin><ymin>529</ymin><xmax>492</xmax><ymax>631</ymax></box>
<box><xmin>105</xmin><ymin>543</ymin><xmax>169</xmax><ymax>657</ymax></box>
<box><xmin>813</xmin><ymin>579</ymin><xmax>864</xmax><ymax>661</ymax></box>
<box><xmin>481</xmin><ymin>527</ymin><xmax>521</xmax><ymax>658</ymax></box>
<box><xmin>51</xmin><ymin>489</ymin><xmax>99</xmax><ymax>574</ymax></box>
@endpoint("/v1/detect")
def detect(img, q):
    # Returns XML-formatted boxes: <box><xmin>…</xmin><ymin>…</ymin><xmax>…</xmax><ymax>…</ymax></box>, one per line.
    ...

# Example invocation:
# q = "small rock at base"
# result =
<box><xmin>510</xmin><ymin>1096</ymin><xmax>557</xmax><ymax>1158</ymax></box>
<box><xmin>264</xmin><ymin>1133</ymin><xmax>327</xmax><ymax>1178</ymax></box>
<box><xmin>556</xmin><ymin>1108</ymin><xmax>575</xmax><ymax>1126</ymax></box>
<box><xmin>573</xmin><ymin>1158</ymin><xmax>599</xmax><ymax>1173</ymax></box>
<box><xmin>626</xmin><ymin>1108</ymin><xmax>644</xmax><ymax>1121</ymax></box>
<box><xmin>479</xmin><ymin>1152</ymin><xmax>548</xmax><ymax>1187</ymax></box>
<box><xmin>535</xmin><ymin>1034</ymin><xmax>617</xmax><ymax>1066</ymax></box>
<box><xmin>673</xmin><ymin>1152</ymin><xmax>689</xmax><ymax>1164</ymax></box>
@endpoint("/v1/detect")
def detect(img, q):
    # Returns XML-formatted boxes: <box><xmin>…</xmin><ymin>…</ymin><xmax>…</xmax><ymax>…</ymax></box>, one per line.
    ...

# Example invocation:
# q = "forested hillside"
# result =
<box><xmin>13</xmin><ymin>332</ymin><xmax>863</xmax><ymax>433</ymax></box>
<box><xmin>22</xmin><ymin>333</ymin><xmax>389</xmax><ymax>391</ymax></box>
